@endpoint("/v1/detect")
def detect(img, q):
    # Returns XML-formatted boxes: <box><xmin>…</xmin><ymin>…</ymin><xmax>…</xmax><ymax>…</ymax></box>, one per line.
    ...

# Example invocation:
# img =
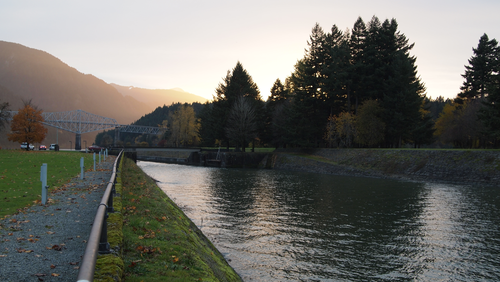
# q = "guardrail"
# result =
<box><xmin>76</xmin><ymin>150</ymin><xmax>123</xmax><ymax>282</ymax></box>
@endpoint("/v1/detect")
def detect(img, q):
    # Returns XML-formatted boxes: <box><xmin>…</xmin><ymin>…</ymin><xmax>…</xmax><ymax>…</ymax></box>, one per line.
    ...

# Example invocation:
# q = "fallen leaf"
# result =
<box><xmin>51</xmin><ymin>273</ymin><xmax>59</xmax><ymax>277</ymax></box>
<box><xmin>46</xmin><ymin>231</ymin><xmax>55</xmax><ymax>235</ymax></box>
<box><xmin>50</xmin><ymin>264</ymin><xmax>56</xmax><ymax>269</ymax></box>
<box><xmin>34</xmin><ymin>273</ymin><xmax>46</xmax><ymax>277</ymax></box>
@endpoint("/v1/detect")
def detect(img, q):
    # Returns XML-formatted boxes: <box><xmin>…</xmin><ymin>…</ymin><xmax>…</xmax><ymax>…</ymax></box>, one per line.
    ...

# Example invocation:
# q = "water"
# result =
<box><xmin>138</xmin><ymin>161</ymin><xmax>500</xmax><ymax>281</ymax></box>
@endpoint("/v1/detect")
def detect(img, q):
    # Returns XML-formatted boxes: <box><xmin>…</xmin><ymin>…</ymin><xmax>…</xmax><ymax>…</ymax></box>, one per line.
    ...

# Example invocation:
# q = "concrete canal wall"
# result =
<box><xmin>125</xmin><ymin>147</ymin><xmax>500</xmax><ymax>186</ymax></box>
<box><xmin>269</xmin><ymin>149</ymin><xmax>500</xmax><ymax>186</ymax></box>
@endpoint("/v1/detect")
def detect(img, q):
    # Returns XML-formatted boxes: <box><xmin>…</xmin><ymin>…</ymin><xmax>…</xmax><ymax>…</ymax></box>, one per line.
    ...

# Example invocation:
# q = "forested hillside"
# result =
<box><xmin>95</xmin><ymin>102</ymin><xmax>204</xmax><ymax>147</ymax></box>
<box><xmin>111</xmin><ymin>84</ymin><xmax>207</xmax><ymax>109</ymax></box>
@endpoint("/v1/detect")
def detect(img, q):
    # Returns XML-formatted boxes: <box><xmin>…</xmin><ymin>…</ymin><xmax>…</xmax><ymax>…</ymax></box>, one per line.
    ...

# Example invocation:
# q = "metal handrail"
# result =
<box><xmin>76</xmin><ymin>150</ymin><xmax>123</xmax><ymax>282</ymax></box>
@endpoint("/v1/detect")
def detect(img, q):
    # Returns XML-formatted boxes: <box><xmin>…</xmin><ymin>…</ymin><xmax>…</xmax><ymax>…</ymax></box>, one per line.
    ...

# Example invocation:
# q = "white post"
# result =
<box><xmin>40</xmin><ymin>163</ymin><xmax>48</xmax><ymax>205</ymax></box>
<box><xmin>99</xmin><ymin>151</ymin><xmax>101</xmax><ymax>164</ymax></box>
<box><xmin>93</xmin><ymin>152</ymin><xmax>96</xmax><ymax>171</ymax></box>
<box><xmin>80</xmin><ymin>157</ymin><xmax>85</xmax><ymax>179</ymax></box>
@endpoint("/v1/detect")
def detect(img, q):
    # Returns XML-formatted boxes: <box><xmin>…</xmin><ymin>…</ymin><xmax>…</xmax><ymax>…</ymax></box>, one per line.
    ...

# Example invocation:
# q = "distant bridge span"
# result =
<box><xmin>7</xmin><ymin>109</ymin><xmax>165</xmax><ymax>150</ymax></box>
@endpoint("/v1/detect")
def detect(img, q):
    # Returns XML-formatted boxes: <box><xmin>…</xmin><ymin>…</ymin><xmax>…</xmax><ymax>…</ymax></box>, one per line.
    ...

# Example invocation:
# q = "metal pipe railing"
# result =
<box><xmin>76</xmin><ymin>150</ymin><xmax>123</xmax><ymax>282</ymax></box>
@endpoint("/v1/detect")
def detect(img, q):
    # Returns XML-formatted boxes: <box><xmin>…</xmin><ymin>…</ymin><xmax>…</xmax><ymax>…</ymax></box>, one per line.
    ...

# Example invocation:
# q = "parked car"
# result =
<box><xmin>88</xmin><ymin>145</ymin><xmax>103</xmax><ymax>152</ymax></box>
<box><xmin>39</xmin><ymin>145</ymin><xmax>47</xmax><ymax>150</ymax></box>
<box><xmin>21</xmin><ymin>142</ymin><xmax>35</xmax><ymax>150</ymax></box>
<box><xmin>49</xmin><ymin>144</ymin><xmax>58</xmax><ymax>150</ymax></box>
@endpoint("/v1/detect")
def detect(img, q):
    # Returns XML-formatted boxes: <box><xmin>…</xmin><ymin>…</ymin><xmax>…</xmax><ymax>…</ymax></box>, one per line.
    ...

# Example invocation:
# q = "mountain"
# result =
<box><xmin>0</xmin><ymin>40</ymin><xmax>205</xmax><ymax>148</ymax></box>
<box><xmin>111</xmin><ymin>84</ymin><xmax>207</xmax><ymax>109</ymax></box>
<box><xmin>0</xmin><ymin>41</ymin><xmax>153</xmax><ymax>124</ymax></box>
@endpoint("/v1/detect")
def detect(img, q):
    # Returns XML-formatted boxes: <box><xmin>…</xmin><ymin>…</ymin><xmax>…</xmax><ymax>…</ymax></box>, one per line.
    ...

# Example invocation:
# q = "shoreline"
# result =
<box><xmin>269</xmin><ymin>149</ymin><xmax>500</xmax><ymax>187</ymax></box>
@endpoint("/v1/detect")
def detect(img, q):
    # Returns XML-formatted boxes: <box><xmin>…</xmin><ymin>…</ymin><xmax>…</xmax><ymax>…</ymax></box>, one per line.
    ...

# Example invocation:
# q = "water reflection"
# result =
<box><xmin>138</xmin><ymin>161</ymin><xmax>500</xmax><ymax>281</ymax></box>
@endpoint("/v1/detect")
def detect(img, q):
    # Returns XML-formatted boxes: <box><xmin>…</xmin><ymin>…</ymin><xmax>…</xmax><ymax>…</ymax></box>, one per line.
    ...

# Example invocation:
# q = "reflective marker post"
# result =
<box><xmin>80</xmin><ymin>157</ymin><xmax>85</xmax><ymax>180</ymax></box>
<box><xmin>40</xmin><ymin>163</ymin><xmax>48</xmax><ymax>205</ymax></box>
<box><xmin>99</xmin><ymin>151</ymin><xmax>101</xmax><ymax>164</ymax></box>
<box><xmin>93</xmin><ymin>152</ymin><xmax>96</xmax><ymax>171</ymax></box>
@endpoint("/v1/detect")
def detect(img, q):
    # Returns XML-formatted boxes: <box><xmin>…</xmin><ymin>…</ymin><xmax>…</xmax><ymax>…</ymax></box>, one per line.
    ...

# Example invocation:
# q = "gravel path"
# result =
<box><xmin>0</xmin><ymin>155</ymin><xmax>116</xmax><ymax>282</ymax></box>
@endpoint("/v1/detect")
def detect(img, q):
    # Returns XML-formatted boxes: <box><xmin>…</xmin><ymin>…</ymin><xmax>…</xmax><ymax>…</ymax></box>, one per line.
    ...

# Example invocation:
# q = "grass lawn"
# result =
<box><xmin>0</xmin><ymin>150</ymin><xmax>99</xmax><ymax>218</ymax></box>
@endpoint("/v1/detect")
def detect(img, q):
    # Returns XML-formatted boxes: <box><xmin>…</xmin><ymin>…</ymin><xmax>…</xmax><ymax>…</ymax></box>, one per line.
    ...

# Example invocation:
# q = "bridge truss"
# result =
<box><xmin>6</xmin><ymin>110</ymin><xmax>165</xmax><ymax>150</ymax></box>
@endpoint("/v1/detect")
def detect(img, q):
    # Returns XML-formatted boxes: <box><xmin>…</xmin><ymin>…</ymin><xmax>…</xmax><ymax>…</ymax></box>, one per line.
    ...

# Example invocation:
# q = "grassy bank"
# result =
<box><xmin>0</xmin><ymin>150</ymin><xmax>97</xmax><ymax>218</ymax></box>
<box><xmin>120</xmin><ymin>157</ymin><xmax>241</xmax><ymax>281</ymax></box>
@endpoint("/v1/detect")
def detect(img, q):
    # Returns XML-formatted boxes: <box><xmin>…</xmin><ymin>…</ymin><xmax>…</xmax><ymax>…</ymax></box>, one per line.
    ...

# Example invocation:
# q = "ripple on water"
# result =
<box><xmin>138</xmin><ymin>161</ymin><xmax>500</xmax><ymax>281</ymax></box>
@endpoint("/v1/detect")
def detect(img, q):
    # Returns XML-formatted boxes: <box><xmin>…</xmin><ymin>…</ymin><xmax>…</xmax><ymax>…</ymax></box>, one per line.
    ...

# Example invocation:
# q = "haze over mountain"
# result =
<box><xmin>111</xmin><ymin>84</ymin><xmax>207</xmax><ymax>110</ymax></box>
<box><xmin>0</xmin><ymin>40</ymin><xmax>207</xmax><ymax>148</ymax></box>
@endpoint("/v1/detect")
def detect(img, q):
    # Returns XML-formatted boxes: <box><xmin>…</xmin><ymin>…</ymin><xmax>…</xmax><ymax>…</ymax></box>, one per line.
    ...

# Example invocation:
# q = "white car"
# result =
<box><xmin>21</xmin><ymin>142</ymin><xmax>35</xmax><ymax>150</ymax></box>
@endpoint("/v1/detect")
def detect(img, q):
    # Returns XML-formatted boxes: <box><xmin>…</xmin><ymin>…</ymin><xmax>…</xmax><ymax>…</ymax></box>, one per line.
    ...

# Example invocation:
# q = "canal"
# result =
<box><xmin>138</xmin><ymin>161</ymin><xmax>500</xmax><ymax>281</ymax></box>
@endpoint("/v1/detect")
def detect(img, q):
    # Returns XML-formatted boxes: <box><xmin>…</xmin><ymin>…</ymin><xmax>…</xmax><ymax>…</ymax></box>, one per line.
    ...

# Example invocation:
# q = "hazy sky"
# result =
<box><xmin>1</xmin><ymin>1</ymin><xmax>499</xmax><ymax>101</ymax></box>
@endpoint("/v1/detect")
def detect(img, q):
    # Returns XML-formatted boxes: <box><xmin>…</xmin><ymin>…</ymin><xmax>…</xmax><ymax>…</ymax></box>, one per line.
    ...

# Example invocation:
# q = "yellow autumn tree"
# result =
<box><xmin>8</xmin><ymin>101</ymin><xmax>48</xmax><ymax>150</ymax></box>
<box><xmin>325</xmin><ymin>112</ymin><xmax>356</xmax><ymax>148</ymax></box>
<box><xmin>434</xmin><ymin>101</ymin><xmax>483</xmax><ymax>147</ymax></box>
<box><xmin>168</xmin><ymin>104</ymin><xmax>200</xmax><ymax>147</ymax></box>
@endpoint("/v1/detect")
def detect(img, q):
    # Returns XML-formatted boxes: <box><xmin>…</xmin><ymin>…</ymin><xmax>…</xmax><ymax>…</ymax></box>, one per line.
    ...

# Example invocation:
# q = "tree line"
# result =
<box><xmin>434</xmin><ymin>34</ymin><xmax>500</xmax><ymax>148</ymax></box>
<box><xmin>89</xmin><ymin>16</ymin><xmax>499</xmax><ymax>149</ymax></box>
<box><xmin>199</xmin><ymin>16</ymin><xmax>432</xmax><ymax>150</ymax></box>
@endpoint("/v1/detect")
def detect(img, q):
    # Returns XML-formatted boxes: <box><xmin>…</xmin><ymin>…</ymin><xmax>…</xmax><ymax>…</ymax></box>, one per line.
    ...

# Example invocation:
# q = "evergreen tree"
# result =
<box><xmin>349</xmin><ymin>17</ymin><xmax>368</xmax><ymax>113</ymax></box>
<box><xmin>322</xmin><ymin>25</ymin><xmax>350</xmax><ymax>114</ymax></box>
<box><xmin>458</xmin><ymin>34</ymin><xmax>499</xmax><ymax>101</ymax></box>
<box><xmin>411</xmin><ymin>99</ymin><xmax>436</xmax><ymax>148</ymax></box>
<box><xmin>363</xmin><ymin>17</ymin><xmax>426</xmax><ymax>147</ymax></box>
<box><xmin>206</xmin><ymin>61</ymin><xmax>263</xmax><ymax>148</ymax></box>
<box><xmin>461</xmin><ymin>33</ymin><xmax>500</xmax><ymax>146</ymax></box>
<box><xmin>265</xmin><ymin>79</ymin><xmax>289</xmax><ymax>148</ymax></box>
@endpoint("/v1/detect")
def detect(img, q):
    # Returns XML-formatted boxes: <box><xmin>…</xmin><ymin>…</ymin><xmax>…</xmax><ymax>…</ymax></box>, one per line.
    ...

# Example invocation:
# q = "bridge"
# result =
<box><xmin>6</xmin><ymin>109</ymin><xmax>165</xmax><ymax>150</ymax></box>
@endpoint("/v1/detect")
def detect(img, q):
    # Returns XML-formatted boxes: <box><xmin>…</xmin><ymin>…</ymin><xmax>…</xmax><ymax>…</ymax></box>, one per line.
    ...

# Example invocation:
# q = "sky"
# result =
<box><xmin>1</xmin><ymin>0</ymin><xmax>499</xmax><ymax>101</ymax></box>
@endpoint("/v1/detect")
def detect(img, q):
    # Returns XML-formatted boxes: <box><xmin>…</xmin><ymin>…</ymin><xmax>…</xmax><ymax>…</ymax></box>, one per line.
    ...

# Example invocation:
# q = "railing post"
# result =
<box><xmin>98</xmin><ymin>207</ymin><xmax>111</xmax><ymax>254</ymax></box>
<box><xmin>107</xmin><ymin>191</ymin><xmax>114</xmax><ymax>213</ymax></box>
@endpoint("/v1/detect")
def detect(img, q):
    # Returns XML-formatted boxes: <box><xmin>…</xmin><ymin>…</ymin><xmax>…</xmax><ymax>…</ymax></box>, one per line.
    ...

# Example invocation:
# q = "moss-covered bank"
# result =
<box><xmin>269</xmin><ymin>149</ymin><xmax>500</xmax><ymax>186</ymax></box>
<box><xmin>120</xmin><ymin>157</ymin><xmax>241</xmax><ymax>281</ymax></box>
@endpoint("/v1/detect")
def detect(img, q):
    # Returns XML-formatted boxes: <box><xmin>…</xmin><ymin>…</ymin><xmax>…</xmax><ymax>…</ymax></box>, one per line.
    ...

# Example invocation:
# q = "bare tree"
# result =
<box><xmin>225</xmin><ymin>96</ymin><xmax>258</xmax><ymax>152</ymax></box>
<box><xmin>0</xmin><ymin>99</ymin><xmax>11</xmax><ymax>132</ymax></box>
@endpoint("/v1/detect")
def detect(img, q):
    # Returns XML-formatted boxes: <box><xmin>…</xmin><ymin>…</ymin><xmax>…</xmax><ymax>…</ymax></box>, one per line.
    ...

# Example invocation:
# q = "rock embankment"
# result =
<box><xmin>270</xmin><ymin>149</ymin><xmax>500</xmax><ymax>186</ymax></box>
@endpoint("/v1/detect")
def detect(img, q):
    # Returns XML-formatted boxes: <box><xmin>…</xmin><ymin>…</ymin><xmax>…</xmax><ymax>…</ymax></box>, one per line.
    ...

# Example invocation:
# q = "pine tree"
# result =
<box><xmin>207</xmin><ymin>61</ymin><xmax>263</xmax><ymax>148</ymax></box>
<box><xmin>362</xmin><ymin>17</ymin><xmax>425</xmax><ymax>147</ymax></box>
<box><xmin>349</xmin><ymin>17</ymin><xmax>368</xmax><ymax>113</ymax></box>
<box><xmin>459</xmin><ymin>34</ymin><xmax>499</xmax><ymax>101</ymax></box>
<box><xmin>267</xmin><ymin>78</ymin><xmax>291</xmax><ymax>148</ymax></box>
